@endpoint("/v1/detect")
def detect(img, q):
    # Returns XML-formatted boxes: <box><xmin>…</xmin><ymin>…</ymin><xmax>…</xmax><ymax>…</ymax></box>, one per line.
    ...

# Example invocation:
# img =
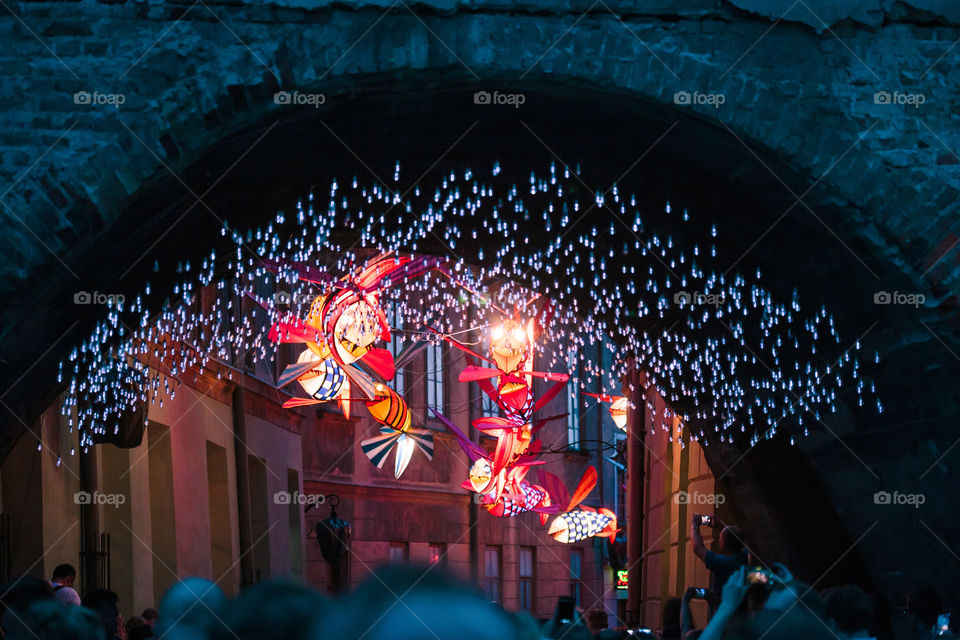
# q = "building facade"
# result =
<box><xmin>0</xmin><ymin>279</ymin><xmax>636</xmax><ymax>625</ymax></box>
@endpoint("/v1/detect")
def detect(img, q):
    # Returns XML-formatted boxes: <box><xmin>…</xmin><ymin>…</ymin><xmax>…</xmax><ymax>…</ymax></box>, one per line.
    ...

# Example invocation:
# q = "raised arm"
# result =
<box><xmin>681</xmin><ymin>588</ymin><xmax>697</xmax><ymax>637</ymax></box>
<box><xmin>691</xmin><ymin>514</ymin><xmax>707</xmax><ymax>561</ymax></box>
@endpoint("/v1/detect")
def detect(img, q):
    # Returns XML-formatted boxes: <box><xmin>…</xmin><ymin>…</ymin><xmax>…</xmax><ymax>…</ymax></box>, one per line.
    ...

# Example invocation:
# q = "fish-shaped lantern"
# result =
<box><xmin>360</xmin><ymin>385</ymin><xmax>434</xmax><ymax>478</ymax></box>
<box><xmin>547</xmin><ymin>507</ymin><xmax>619</xmax><ymax>544</ymax></box>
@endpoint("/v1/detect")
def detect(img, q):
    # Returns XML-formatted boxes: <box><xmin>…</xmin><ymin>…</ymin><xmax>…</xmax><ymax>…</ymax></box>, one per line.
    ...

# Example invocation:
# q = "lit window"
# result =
<box><xmin>570</xmin><ymin>548</ymin><xmax>582</xmax><ymax>607</ymax></box>
<box><xmin>426</xmin><ymin>340</ymin><xmax>444</xmax><ymax>413</ymax></box>
<box><xmin>389</xmin><ymin>542</ymin><xmax>408</xmax><ymax>564</ymax></box>
<box><xmin>429</xmin><ymin>543</ymin><xmax>446</xmax><ymax>567</ymax></box>
<box><xmin>386</xmin><ymin>304</ymin><xmax>404</xmax><ymax>395</ymax></box>
<box><xmin>567</xmin><ymin>351</ymin><xmax>581</xmax><ymax>448</ymax></box>
<box><xmin>484</xmin><ymin>546</ymin><xmax>501</xmax><ymax>603</ymax></box>
<box><xmin>519</xmin><ymin>547</ymin><xmax>535</xmax><ymax>612</ymax></box>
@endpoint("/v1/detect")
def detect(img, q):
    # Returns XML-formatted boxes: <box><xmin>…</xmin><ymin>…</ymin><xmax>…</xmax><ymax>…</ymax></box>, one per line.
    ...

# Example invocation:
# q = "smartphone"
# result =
<box><xmin>746</xmin><ymin>567</ymin><xmax>775</xmax><ymax>586</ymax></box>
<box><xmin>693</xmin><ymin>588</ymin><xmax>708</xmax><ymax>598</ymax></box>
<box><xmin>555</xmin><ymin>596</ymin><xmax>576</xmax><ymax>625</ymax></box>
<box><xmin>701</xmin><ymin>515</ymin><xmax>714</xmax><ymax>528</ymax></box>
<box><xmin>936</xmin><ymin>613</ymin><xmax>950</xmax><ymax>635</ymax></box>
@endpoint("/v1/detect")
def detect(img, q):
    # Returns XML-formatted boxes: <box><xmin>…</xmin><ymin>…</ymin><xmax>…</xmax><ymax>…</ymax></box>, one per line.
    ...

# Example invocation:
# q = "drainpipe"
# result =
<box><xmin>232</xmin><ymin>385</ymin><xmax>253</xmax><ymax>588</ymax></box>
<box><xmin>468</xmin><ymin>384</ymin><xmax>479</xmax><ymax>583</ymax></box>
<box><xmin>625</xmin><ymin>366</ymin><xmax>645</xmax><ymax>628</ymax></box>
<box><xmin>78</xmin><ymin>445</ymin><xmax>102</xmax><ymax>595</ymax></box>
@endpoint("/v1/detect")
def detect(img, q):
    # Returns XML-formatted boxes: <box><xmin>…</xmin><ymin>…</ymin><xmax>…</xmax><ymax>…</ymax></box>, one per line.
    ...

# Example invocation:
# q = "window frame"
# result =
<box><xmin>484</xmin><ymin>545</ymin><xmax>502</xmax><ymax>603</ymax></box>
<box><xmin>519</xmin><ymin>546</ymin><xmax>535</xmax><ymax>613</ymax></box>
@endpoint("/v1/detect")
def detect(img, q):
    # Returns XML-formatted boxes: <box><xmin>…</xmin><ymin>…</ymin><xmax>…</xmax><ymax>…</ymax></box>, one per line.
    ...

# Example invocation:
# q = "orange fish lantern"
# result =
<box><xmin>490</xmin><ymin>319</ymin><xmax>533</xmax><ymax>375</ymax></box>
<box><xmin>585</xmin><ymin>393</ymin><xmax>628</xmax><ymax>431</ymax></box>
<box><xmin>360</xmin><ymin>385</ymin><xmax>434</xmax><ymax>478</ymax></box>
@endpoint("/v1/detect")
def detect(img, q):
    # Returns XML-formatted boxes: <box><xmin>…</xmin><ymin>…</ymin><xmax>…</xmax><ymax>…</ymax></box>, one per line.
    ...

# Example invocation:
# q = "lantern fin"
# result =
<box><xmin>343</xmin><ymin>364</ymin><xmax>376</xmax><ymax>399</ymax></box>
<box><xmin>268</xmin><ymin>320</ymin><xmax>316</xmax><ymax>344</ymax></box>
<box><xmin>278</xmin><ymin>358</ymin><xmax>322</xmax><ymax>388</ymax></box>
<box><xmin>361</xmin><ymin>348</ymin><xmax>396</xmax><ymax>380</ymax></box>
<box><xmin>537</xmin><ymin>471</ymin><xmax>569</xmax><ymax>512</ymax></box>
<box><xmin>339</xmin><ymin>378</ymin><xmax>352</xmax><ymax>419</ymax></box>
<box><xmin>281</xmin><ymin>398</ymin><xmax>324</xmax><ymax>409</ymax></box>
<box><xmin>406</xmin><ymin>429</ymin><xmax>434</xmax><ymax>461</ymax></box>
<box><xmin>567</xmin><ymin>466</ymin><xmax>598</xmax><ymax>512</ymax></box>
<box><xmin>429</xmin><ymin>408</ymin><xmax>485</xmax><ymax>462</ymax></box>
<box><xmin>458</xmin><ymin>366</ymin><xmax>501</xmax><ymax>382</ymax></box>
<box><xmin>394</xmin><ymin>333</ymin><xmax>430</xmax><ymax>369</ymax></box>
<box><xmin>532</xmin><ymin>378</ymin><xmax>569</xmax><ymax>412</ymax></box>
<box><xmin>473</xmin><ymin>416</ymin><xmax>511</xmax><ymax>431</ymax></box>
<box><xmin>360</xmin><ymin>429</ymin><xmax>401</xmax><ymax>469</ymax></box>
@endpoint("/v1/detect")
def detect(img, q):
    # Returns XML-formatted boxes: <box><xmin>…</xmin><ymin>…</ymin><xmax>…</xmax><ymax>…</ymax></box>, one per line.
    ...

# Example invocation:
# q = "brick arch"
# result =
<box><xmin>4</xmin><ymin>1</ymin><xmax>958</xmax><ymax>299</ymax></box>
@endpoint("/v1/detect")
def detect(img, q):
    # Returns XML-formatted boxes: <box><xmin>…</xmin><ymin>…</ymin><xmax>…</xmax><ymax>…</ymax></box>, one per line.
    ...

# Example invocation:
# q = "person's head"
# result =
<box><xmin>209</xmin><ymin>580</ymin><xmax>326</xmax><ymax>640</ymax></box>
<box><xmin>127</xmin><ymin>624</ymin><xmax>154</xmax><ymax>640</ymax></box>
<box><xmin>9</xmin><ymin>599</ymin><xmax>103</xmax><ymax>640</ymax></box>
<box><xmin>52</xmin><ymin>564</ymin><xmax>77</xmax><ymax>587</ymax></box>
<box><xmin>905</xmin><ymin>586</ymin><xmax>942</xmax><ymax>630</ymax></box>
<box><xmin>0</xmin><ymin>577</ymin><xmax>56</xmax><ymax>635</ymax></box>
<box><xmin>737</xmin><ymin>608</ymin><xmax>835</xmax><ymax>640</ymax></box>
<box><xmin>140</xmin><ymin>608</ymin><xmax>158</xmax><ymax>628</ymax></box>
<box><xmin>585</xmin><ymin>608</ymin><xmax>609</xmax><ymax>633</ymax></box>
<box><xmin>125</xmin><ymin>616</ymin><xmax>146</xmax><ymax>632</ymax></box>
<box><xmin>763</xmin><ymin>580</ymin><xmax>825</xmax><ymax>619</ymax></box>
<box><xmin>81</xmin><ymin>588</ymin><xmax>121</xmax><ymax>640</ymax></box>
<box><xmin>333</xmin><ymin>564</ymin><xmax>525</xmax><ymax>640</ymax></box>
<box><xmin>822</xmin><ymin>585</ymin><xmax>874</xmax><ymax>639</ymax></box>
<box><xmin>720</xmin><ymin>526</ymin><xmax>745</xmax><ymax>555</ymax></box>
<box><xmin>156</xmin><ymin>578</ymin><xmax>228</xmax><ymax>638</ymax></box>
<box><xmin>662</xmin><ymin>597</ymin><xmax>682</xmax><ymax>628</ymax></box>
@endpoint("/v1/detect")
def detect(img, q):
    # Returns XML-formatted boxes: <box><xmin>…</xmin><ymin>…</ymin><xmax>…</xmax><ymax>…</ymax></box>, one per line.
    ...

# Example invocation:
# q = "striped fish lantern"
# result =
<box><xmin>547</xmin><ymin>507</ymin><xmax>618</xmax><ymax>544</ymax></box>
<box><xmin>360</xmin><ymin>385</ymin><xmax>434</xmax><ymax>478</ymax></box>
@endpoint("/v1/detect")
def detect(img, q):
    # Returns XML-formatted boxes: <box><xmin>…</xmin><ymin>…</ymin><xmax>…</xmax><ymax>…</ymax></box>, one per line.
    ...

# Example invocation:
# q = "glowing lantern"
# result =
<box><xmin>547</xmin><ymin>507</ymin><xmax>618</xmax><ymax>544</ymax></box>
<box><xmin>360</xmin><ymin>385</ymin><xmax>434</xmax><ymax>478</ymax></box>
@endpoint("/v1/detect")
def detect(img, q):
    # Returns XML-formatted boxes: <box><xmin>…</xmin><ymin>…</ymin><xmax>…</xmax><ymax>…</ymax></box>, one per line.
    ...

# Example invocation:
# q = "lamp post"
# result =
<box><xmin>315</xmin><ymin>495</ymin><xmax>351</xmax><ymax>593</ymax></box>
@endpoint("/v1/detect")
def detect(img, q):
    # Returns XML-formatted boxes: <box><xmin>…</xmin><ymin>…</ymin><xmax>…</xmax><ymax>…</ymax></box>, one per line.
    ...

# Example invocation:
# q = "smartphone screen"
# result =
<box><xmin>694</xmin><ymin>588</ymin><xmax>707</xmax><ymax>598</ymax></box>
<box><xmin>937</xmin><ymin>613</ymin><xmax>950</xmax><ymax>634</ymax></box>
<box><xmin>746</xmin><ymin>569</ymin><xmax>771</xmax><ymax>585</ymax></box>
<box><xmin>556</xmin><ymin>596</ymin><xmax>575</xmax><ymax>624</ymax></box>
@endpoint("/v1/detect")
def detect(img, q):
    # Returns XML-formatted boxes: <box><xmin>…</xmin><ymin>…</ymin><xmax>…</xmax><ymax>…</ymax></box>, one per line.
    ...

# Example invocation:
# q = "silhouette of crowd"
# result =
<box><xmin>0</xmin><ymin>558</ymin><xmax>950</xmax><ymax>640</ymax></box>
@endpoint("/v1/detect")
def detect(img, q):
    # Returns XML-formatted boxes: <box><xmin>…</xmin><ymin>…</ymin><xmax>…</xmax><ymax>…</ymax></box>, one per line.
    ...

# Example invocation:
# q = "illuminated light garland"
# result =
<box><xmin>58</xmin><ymin>162</ymin><xmax>878</xmax><ymax>462</ymax></box>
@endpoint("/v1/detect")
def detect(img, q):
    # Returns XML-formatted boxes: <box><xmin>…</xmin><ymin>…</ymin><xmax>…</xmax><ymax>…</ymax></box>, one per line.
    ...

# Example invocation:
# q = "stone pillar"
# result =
<box><xmin>232</xmin><ymin>385</ymin><xmax>254</xmax><ymax>587</ymax></box>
